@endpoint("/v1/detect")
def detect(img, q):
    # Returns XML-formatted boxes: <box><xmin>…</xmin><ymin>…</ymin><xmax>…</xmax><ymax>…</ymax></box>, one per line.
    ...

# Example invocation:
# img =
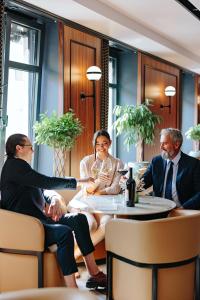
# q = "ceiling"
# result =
<box><xmin>14</xmin><ymin>0</ymin><xmax>200</xmax><ymax>74</ymax></box>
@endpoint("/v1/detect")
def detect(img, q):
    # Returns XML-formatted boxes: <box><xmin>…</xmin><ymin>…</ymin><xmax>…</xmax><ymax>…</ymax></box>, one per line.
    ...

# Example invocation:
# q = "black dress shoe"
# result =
<box><xmin>86</xmin><ymin>271</ymin><xmax>107</xmax><ymax>289</ymax></box>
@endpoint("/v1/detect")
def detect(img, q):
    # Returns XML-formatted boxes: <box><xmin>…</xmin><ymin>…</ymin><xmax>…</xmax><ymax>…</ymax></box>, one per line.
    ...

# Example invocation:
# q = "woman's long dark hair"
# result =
<box><xmin>6</xmin><ymin>133</ymin><xmax>27</xmax><ymax>158</ymax></box>
<box><xmin>92</xmin><ymin>129</ymin><xmax>111</xmax><ymax>159</ymax></box>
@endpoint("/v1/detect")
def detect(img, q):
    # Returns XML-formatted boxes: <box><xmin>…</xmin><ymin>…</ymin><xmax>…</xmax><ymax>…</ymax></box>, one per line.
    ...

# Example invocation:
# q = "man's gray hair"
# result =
<box><xmin>160</xmin><ymin>128</ymin><xmax>183</xmax><ymax>147</ymax></box>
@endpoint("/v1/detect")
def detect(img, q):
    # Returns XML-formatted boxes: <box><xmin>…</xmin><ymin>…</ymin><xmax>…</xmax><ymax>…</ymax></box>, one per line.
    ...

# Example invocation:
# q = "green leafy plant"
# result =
<box><xmin>113</xmin><ymin>104</ymin><xmax>161</xmax><ymax>152</ymax></box>
<box><xmin>34</xmin><ymin>110</ymin><xmax>83</xmax><ymax>150</ymax></box>
<box><xmin>185</xmin><ymin>124</ymin><xmax>200</xmax><ymax>141</ymax></box>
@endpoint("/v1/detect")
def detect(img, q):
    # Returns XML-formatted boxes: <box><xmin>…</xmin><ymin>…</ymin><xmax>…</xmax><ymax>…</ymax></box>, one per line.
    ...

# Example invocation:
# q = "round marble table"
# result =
<box><xmin>71</xmin><ymin>194</ymin><xmax>176</xmax><ymax>220</ymax></box>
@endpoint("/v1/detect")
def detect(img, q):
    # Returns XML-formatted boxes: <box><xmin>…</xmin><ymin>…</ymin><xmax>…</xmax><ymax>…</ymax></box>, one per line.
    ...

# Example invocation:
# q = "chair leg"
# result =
<box><xmin>195</xmin><ymin>257</ymin><xmax>200</xmax><ymax>300</ymax></box>
<box><xmin>107</xmin><ymin>252</ymin><xmax>113</xmax><ymax>300</ymax></box>
<box><xmin>152</xmin><ymin>266</ymin><xmax>158</xmax><ymax>300</ymax></box>
<box><xmin>37</xmin><ymin>252</ymin><xmax>43</xmax><ymax>288</ymax></box>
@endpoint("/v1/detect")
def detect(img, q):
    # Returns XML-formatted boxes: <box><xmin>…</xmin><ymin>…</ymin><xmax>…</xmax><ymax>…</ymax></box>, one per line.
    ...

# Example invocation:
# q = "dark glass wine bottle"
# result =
<box><xmin>126</xmin><ymin>167</ymin><xmax>136</xmax><ymax>207</ymax></box>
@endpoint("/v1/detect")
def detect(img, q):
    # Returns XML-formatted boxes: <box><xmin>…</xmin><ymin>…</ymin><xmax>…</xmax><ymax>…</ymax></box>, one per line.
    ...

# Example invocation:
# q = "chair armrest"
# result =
<box><xmin>0</xmin><ymin>209</ymin><xmax>45</xmax><ymax>251</ymax></box>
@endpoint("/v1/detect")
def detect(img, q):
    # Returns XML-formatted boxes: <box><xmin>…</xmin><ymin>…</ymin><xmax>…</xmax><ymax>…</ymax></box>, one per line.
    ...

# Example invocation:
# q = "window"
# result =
<box><xmin>1</xmin><ymin>14</ymin><xmax>43</xmax><ymax>167</ymax></box>
<box><xmin>108</xmin><ymin>56</ymin><xmax>118</xmax><ymax>156</ymax></box>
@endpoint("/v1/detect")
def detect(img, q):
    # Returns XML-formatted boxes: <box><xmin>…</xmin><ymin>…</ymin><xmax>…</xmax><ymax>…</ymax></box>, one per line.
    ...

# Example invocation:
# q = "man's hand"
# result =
<box><xmin>44</xmin><ymin>197</ymin><xmax>64</xmax><ymax>222</ymax></box>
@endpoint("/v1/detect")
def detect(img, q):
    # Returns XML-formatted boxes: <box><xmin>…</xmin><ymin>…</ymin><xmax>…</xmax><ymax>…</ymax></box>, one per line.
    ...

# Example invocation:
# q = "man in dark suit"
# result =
<box><xmin>142</xmin><ymin>128</ymin><xmax>200</xmax><ymax>209</ymax></box>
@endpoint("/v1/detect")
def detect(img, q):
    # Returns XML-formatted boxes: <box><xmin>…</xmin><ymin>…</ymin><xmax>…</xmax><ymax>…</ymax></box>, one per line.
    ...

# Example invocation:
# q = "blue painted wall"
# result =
<box><xmin>37</xmin><ymin>22</ymin><xmax>62</xmax><ymax>176</ymax></box>
<box><xmin>116</xmin><ymin>50</ymin><xmax>138</xmax><ymax>165</ymax></box>
<box><xmin>181</xmin><ymin>72</ymin><xmax>195</xmax><ymax>154</ymax></box>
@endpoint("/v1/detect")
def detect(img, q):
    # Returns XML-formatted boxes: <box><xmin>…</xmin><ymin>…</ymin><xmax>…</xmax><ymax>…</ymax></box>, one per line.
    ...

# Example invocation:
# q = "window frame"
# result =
<box><xmin>108</xmin><ymin>53</ymin><xmax>118</xmax><ymax>157</ymax></box>
<box><xmin>2</xmin><ymin>12</ymin><xmax>44</xmax><ymax>168</ymax></box>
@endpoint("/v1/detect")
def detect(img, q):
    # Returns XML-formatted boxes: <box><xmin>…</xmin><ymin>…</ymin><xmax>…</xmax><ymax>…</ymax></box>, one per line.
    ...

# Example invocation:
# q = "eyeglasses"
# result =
<box><xmin>19</xmin><ymin>144</ymin><xmax>33</xmax><ymax>150</ymax></box>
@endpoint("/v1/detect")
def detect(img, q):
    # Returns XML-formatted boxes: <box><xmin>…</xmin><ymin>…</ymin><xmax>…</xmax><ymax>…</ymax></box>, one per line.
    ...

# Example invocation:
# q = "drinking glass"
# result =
<box><xmin>117</xmin><ymin>162</ymin><xmax>128</xmax><ymax>176</ymax></box>
<box><xmin>101</xmin><ymin>157</ymin><xmax>113</xmax><ymax>175</ymax></box>
<box><xmin>91</xmin><ymin>159</ymin><xmax>102</xmax><ymax>179</ymax></box>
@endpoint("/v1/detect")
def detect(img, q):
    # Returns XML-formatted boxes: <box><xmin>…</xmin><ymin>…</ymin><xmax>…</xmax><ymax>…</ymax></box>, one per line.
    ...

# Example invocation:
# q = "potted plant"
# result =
<box><xmin>113</xmin><ymin>104</ymin><xmax>161</xmax><ymax>162</ymax></box>
<box><xmin>185</xmin><ymin>124</ymin><xmax>200</xmax><ymax>159</ymax></box>
<box><xmin>34</xmin><ymin>110</ymin><xmax>83</xmax><ymax>176</ymax></box>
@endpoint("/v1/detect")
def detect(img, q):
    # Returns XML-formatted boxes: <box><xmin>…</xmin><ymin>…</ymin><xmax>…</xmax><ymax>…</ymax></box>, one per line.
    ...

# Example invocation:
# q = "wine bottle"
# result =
<box><xmin>126</xmin><ymin>167</ymin><xmax>136</xmax><ymax>207</ymax></box>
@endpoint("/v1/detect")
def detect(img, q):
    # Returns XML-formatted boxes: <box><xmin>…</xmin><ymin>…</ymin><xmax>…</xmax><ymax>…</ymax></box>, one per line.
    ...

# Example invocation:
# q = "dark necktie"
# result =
<box><xmin>164</xmin><ymin>161</ymin><xmax>174</xmax><ymax>200</ymax></box>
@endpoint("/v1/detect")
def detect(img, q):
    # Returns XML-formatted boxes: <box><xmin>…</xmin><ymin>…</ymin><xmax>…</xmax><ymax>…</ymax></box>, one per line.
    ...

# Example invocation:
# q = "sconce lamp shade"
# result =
<box><xmin>165</xmin><ymin>86</ymin><xmax>176</xmax><ymax>97</ymax></box>
<box><xmin>86</xmin><ymin>66</ymin><xmax>102</xmax><ymax>81</ymax></box>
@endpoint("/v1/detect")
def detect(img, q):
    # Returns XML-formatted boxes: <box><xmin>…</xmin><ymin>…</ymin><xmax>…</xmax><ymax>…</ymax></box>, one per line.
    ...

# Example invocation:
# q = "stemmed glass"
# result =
<box><xmin>101</xmin><ymin>157</ymin><xmax>113</xmax><ymax>175</ymax></box>
<box><xmin>117</xmin><ymin>163</ymin><xmax>128</xmax><ymax>176</ymax></box>
<box><xmin>91</xmin><ymin>159</ymin><xmax>102</xmax><ymax>179</ymax></box>
<box><xmin>118</xmin><ymin>163</ymin><xmax>128</xmax><ymax>205</ymax></box>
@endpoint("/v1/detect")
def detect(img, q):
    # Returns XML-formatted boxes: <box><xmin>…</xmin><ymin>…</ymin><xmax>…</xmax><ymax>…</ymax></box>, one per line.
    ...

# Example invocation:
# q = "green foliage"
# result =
<box><xmin>185</xmin><ymin>124</ymin><xmax>200</xmax><ymax>141</ymax></box>
<box><xmin>113</xmin><ymin>104</ymin><xmax>161</xmax><ymax>151</ymax></box>
<box><xmin>34</xmin><ymin>111</ymin><xmax>83</xmax><ymax>150</ymax></box>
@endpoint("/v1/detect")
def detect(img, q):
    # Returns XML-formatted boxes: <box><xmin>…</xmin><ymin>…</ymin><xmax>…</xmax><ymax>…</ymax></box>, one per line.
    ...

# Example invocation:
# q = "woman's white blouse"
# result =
<box><xmin>80</xmin><ymin>153</ymin><xmax>124</xmax><ymax>194</ymax></box>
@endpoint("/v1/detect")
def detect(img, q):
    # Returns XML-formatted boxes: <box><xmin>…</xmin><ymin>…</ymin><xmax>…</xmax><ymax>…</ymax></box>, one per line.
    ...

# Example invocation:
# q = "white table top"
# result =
<box><xmin>71</xmin><ymin>194</ymin><xmax>176</xmax><ymax>216</ymax></box>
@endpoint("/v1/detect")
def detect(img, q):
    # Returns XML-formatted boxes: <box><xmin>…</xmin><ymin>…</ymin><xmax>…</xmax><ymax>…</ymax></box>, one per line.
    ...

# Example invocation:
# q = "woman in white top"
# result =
<box><xmin>68</xmin><ymin>129</ymin><xmax>124</xmax><ymax>233</ymax></box>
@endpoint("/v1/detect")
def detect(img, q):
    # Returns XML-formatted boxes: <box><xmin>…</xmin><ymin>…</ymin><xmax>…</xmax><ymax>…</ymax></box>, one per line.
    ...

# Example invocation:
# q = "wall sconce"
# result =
<box><xmin>80</xmin><ymin>66</ymin><xmax>102</xmax><ymax>100</ymax></box>
<box><xmin>160</xmin><ymin>86</ymin><xmax>176</xmax><ymax>114</ymax></box>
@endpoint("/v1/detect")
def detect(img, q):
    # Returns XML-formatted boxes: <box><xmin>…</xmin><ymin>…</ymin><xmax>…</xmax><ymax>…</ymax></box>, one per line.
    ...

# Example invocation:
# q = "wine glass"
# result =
<box><xmin>101</xmin><ymin>157</ymin><xmax>113</xmax><ymax>175</ymax></box>
<box><xmin>91</xmin><ymin>159</ymin><xmax>102</xmax><ymax>179</ymax></box>
<box><xmin>118</xmin><ymin>163</ymin><xmax>128</xmax><ymax>204</ymax></box>
<box><xmin>117</xmin><ymin>163</ymin><xmax>128</xmax><ymax>176</ymax></box>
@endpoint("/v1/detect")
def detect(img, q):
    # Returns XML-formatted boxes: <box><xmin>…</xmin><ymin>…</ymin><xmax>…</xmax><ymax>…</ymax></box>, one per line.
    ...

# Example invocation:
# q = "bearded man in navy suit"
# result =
<box><xmin>142</xmin><ymin>128</ymin><xmax>200</xmax><ymax>209</ymax></box>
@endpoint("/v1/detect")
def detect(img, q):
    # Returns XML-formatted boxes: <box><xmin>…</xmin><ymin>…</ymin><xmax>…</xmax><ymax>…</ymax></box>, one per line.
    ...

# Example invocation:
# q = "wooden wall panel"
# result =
<box><xmin>63</xmin><ymin>26</ymin><xmax>101</xmax><ymax>177</ymax></box>
<box><xmin>138</xmin><ymin>54</ymin><xmax>180</xmax><ymax>162</ymax></box>
<box><xmin>194</xmin><ymin>74</ymin><xmax>200</xmax><ymax>125</ymax></box>
<box><xmin>194</xmin><ymin>74</ymin><xmax>200</xmax><ymax>151</ymax></box>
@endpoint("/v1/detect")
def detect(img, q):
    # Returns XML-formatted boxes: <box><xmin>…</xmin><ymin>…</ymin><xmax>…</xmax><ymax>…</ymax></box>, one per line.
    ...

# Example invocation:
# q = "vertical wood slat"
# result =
<box><xmin>194</xmin><ymin>74</ymin><xmax>200</xmax><ymax>151</ymax></box>
<box><xmin>100</xmin><ymin>39</ymin><xmax>109</xmax><ymax>130</ymax></box>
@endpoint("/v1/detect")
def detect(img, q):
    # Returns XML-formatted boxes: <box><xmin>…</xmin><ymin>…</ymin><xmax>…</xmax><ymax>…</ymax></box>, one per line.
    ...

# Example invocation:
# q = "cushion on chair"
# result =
<box><xmin>0</xmin><ymin>287</ymin><xmax>98</xmax><ymax>300</ymax></box>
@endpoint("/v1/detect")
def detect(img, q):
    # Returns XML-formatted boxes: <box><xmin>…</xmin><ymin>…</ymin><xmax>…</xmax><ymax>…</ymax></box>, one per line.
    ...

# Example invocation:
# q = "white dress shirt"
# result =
<box><xmin>162</xmin><ymin>151</ymin><xmax>182</xmax><ymax>207</ymax></box>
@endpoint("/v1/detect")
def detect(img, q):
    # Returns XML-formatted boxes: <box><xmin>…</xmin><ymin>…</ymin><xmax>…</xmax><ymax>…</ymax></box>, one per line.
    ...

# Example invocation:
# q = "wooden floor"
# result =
<box><xmin>76</xmin><ymin>264</ymin><xmax>106</xmax><ymax>300</ymax></box>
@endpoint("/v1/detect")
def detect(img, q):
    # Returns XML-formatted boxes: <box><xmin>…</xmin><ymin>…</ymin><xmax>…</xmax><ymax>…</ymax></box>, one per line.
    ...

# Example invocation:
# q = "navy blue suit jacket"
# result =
<box><xmin>142</xmin><ymin>152</ymin><xmax>200</xmax><ymax>209</ymax></box>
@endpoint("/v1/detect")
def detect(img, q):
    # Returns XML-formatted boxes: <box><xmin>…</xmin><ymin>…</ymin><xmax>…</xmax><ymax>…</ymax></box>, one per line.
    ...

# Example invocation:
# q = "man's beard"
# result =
<box><xmin>161</xmin><ymin>150</ymin><xmax>174</xmax><ymax>160</ymax></box>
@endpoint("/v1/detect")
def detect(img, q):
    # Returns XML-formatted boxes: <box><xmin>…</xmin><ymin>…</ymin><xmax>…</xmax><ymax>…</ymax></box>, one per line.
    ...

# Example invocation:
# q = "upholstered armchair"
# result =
<box><xmin>105</xmin><ymin>210</ymin><xmax>200</xmax><ymax>300</ymax></box>
<box><xmin>0</xmin><ymin>287</ymin><xmax>98</xmax><ymax>300</ymax></box>
<box><xmin>0</xmin><ymin>189</ymin><xmax>106</xmax><ymax>292</ymax></box>
<box><xmin>0</xmin><ymin>208</ymin><xmax>65</xmax><ymax>292</ymax></box>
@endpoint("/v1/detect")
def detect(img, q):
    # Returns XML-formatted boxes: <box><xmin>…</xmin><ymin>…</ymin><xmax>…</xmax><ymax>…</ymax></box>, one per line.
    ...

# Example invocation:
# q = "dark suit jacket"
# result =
<box><xmin>142</xmin><ymin>152</ymin><xmax>200</xmax><ymax>209</ymax></box>
<box><xmin>0</xmin><ymin>157</ymin><xmax>77</xmax><ymax>221</ymax></box>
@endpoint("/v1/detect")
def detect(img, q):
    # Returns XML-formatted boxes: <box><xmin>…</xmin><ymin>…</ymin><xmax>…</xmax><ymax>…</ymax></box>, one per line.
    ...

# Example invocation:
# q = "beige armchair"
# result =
<box><xmin>0</xmin><ymin>209</ymin><xmax>65</xmax><ymax>292</ymax></box>
<box><xmin>0</xmin><ymin>287</ymin><xmax>98</xmax><ymax>300</ymax></box>
<box><xmin>0</xmin><ymin>190</ymin><xmax>105</xmax><ymax>292</ymax></box>
<box><xmin>105</xmin><ymin>210</ymin><xmax>200</xmax><ymax>300</ymax></box>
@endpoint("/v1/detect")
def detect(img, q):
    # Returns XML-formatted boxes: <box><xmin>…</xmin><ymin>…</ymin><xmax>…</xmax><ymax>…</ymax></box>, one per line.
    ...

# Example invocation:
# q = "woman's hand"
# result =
<box><xmin>98</xmin><ymin>172</ymin><xmax>110</xmax><ymax>183</ymax></box>
<box><xmin>77</xmin><ymin>177</ymin><xmax>94</xmax><ymax>186</ymax></box>
<box><xmin>94</xmin><ymin>189</ymin><xmax>107</xmax><ymax>195</ymax></box>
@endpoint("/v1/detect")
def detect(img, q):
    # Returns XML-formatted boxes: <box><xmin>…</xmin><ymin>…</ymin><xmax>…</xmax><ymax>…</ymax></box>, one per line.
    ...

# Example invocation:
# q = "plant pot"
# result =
<box><xmin>53</xmin><ymin>149</ymin><xmax>68</xmax><ymax>177</ymax></box>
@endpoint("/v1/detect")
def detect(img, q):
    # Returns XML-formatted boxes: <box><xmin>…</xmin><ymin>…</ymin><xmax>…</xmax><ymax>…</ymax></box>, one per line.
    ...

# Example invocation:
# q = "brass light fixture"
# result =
<box><xmin>80</xmin><ymin>66</ymin><xmax>102</xmax><ymax>100</ymax></box>
<box><xmin>160</xmin><ymin>86</ymin><xmax>176</xmax><ymax>114</ymax></box>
